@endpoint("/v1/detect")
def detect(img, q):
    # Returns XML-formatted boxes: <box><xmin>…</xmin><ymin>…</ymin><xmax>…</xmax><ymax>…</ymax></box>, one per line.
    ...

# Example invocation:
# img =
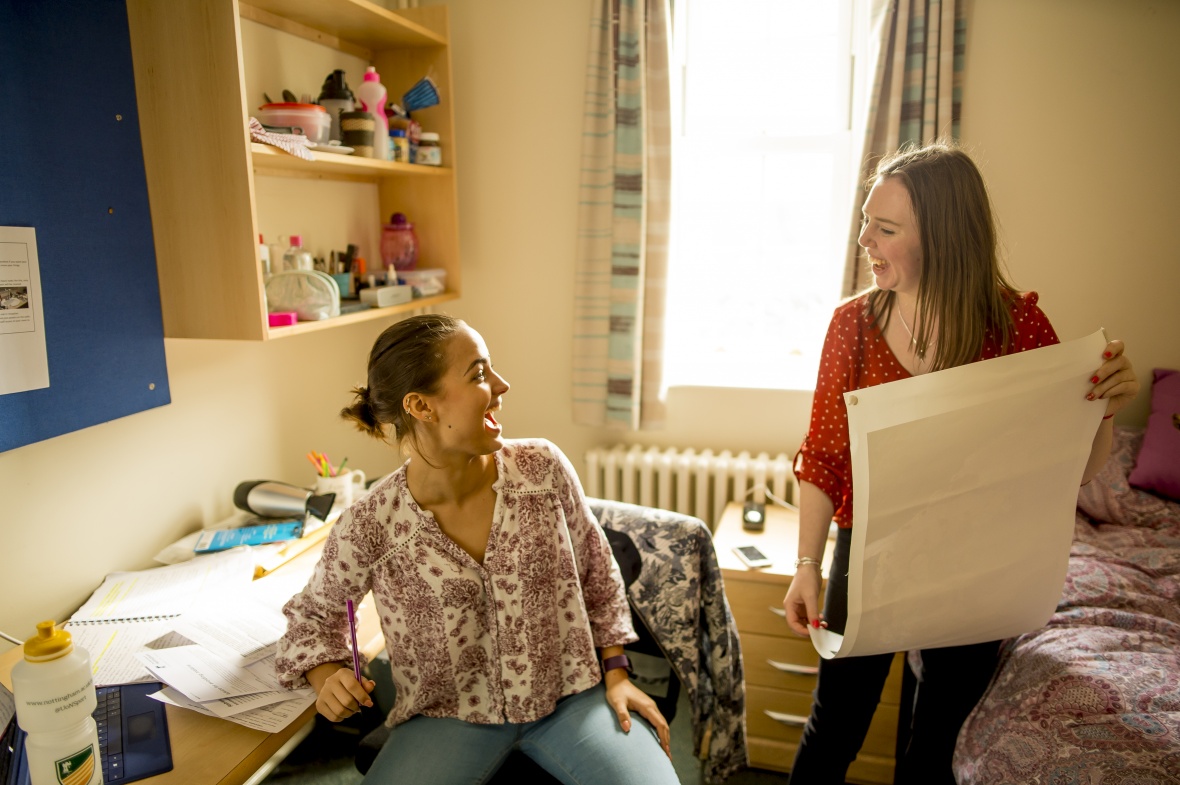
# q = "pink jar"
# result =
<box><xmin>380</xmin><ymin>213</ymin><xmax>418</xmax><ymax>272</ymax></box>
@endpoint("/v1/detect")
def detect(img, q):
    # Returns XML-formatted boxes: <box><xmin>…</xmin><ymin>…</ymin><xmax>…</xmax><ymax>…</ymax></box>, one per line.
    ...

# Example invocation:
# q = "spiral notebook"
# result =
<box><xmin>62</xmin><ymin>550</ymin><xmax>256</xmax><ymax>687</ymax></box>
<box><xmin>68</xmin><ymin>549</ymin><xmax>254</xmax><ymax>625</ymax></box>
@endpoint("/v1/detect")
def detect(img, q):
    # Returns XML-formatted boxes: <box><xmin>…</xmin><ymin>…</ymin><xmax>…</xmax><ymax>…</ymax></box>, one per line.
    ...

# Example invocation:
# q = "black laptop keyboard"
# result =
<box><xmin>93</xmin><ymin>686</ymin><xmax>125</xmax><ymax>781</ymax></box>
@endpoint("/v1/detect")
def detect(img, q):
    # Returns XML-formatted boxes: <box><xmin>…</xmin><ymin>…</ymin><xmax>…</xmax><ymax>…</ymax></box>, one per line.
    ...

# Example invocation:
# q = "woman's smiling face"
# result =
<box><xmin>859</xmin><ymin>176</ymin><xmax>923</xmax><ymax>299</ymax></box>
<box><xmin>426</xmin><ymin>324</ymin><xmax>510</xmax><ymax>455</ymax></box>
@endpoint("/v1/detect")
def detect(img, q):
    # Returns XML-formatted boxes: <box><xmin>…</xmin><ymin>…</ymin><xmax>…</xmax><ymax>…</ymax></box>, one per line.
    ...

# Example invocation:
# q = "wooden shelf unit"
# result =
<box><xmin>125</xmin><ymin>0</ymin><xmax>461</xmax><ymax>340</ymax></box>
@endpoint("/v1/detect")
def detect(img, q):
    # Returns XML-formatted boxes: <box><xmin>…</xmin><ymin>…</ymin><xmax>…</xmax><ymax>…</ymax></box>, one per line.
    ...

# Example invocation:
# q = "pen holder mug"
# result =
<box><xmin>314</xmin><ymin>469</ymin><xmax>367</xmax><ymax>508</ymax></box>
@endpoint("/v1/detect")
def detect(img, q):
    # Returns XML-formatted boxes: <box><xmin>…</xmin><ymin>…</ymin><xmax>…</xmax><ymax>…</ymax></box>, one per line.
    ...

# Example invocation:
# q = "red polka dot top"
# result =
<box><xmin>794</xmin><ymin>291</ymin><xmax>1060</xmax><ymax>528</ymax></box>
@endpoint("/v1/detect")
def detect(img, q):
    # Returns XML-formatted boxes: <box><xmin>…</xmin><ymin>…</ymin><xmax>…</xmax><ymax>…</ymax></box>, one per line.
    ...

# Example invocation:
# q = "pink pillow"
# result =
<box><xmin>1127</xmin><ymin>368</ymin><xmax>1180</xmax><ymax>501</ymax></box>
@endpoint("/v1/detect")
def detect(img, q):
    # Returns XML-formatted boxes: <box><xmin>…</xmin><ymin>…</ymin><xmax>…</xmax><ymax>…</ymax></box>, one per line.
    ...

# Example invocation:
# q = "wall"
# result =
<box><xmin>3</xmin><ymin>0</ymin><xmax>1176</xmax><ymax>653</ymax></box>
<box><xmin>440</xmin><ymin>0</ymin><xmax>1179</xmax><ymax>469</ymax></box>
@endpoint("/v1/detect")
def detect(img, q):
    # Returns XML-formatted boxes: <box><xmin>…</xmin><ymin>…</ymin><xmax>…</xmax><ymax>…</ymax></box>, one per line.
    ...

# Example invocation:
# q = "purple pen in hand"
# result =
<box><xmin>346</xmin><ymin>598</ymin><xmax>362</xmax><ymax>682</ymax></box>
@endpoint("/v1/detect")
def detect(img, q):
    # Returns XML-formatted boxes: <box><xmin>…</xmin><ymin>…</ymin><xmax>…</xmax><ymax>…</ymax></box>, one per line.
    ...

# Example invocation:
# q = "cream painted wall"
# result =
<box><xmin>438</xmin><ymin>0</ymin><xmax>1178</xmax><ymax>473</ymax></box>
<box><xmin>960</xmin><ymin>0</ymin><xmax>1180</xmax><ymax>424</ymax></box>
<box><xmin>3</xmin><ymin>0</ymin><xmax>1176</xmax><ymax>653</ymax></box>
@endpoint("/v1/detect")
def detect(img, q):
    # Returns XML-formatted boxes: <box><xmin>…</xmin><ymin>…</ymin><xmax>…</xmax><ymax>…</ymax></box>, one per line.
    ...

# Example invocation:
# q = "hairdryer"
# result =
<box><xmin>233</xmin><ymin>480</ymin><xmax>335</xmax><ymax>522</ymax></box>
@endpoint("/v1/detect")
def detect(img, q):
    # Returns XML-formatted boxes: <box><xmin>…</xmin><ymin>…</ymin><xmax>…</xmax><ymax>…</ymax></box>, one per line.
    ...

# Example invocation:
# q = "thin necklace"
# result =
<box><xmin>896</xmin><ymin>302</ymin><xmax>917</xmax><ymax>345</ymax></box>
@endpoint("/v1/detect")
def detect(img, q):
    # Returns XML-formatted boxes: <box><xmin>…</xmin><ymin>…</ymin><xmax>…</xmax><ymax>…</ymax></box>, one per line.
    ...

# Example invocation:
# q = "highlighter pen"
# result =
<box><xmin>346</xmin><ymin>598</ymin><xmax>363</xmax><ymax>683</ymax></box>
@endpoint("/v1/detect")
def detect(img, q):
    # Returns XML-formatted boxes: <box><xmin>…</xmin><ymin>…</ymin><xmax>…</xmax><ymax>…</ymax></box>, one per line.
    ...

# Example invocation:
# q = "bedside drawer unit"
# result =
<box><xmin>715</xmin><ymin>502</ymin><xmax>904</xmax><ymax>785</ymax></box>
<box><xmin>726</xmin><ymin>578</ymin><xmax>796</xmax><ymax>637</ymax></box>
<box><xmin>746</xmin><ymin>684</ymin><xmax>900</xmax><ymax>760</ymax></box>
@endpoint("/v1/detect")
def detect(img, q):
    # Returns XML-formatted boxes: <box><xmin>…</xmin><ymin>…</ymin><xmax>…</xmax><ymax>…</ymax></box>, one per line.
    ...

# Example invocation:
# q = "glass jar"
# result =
<box><xmin>380</xmin><ymin>213</ymin><xmax>419</xmax><ymax>272</ymax></box>
<box><xmin>414</xmin><ymin>132</ymin><xmax>442</xmax><ymax>166</ymax></box>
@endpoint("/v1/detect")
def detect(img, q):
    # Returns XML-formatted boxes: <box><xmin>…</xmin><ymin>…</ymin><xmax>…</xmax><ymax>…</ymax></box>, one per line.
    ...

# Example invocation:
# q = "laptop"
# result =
<box><xmin>2</xmin><ymin>681</ymin><xmax>172</xmax><ymax>784</ymax></box>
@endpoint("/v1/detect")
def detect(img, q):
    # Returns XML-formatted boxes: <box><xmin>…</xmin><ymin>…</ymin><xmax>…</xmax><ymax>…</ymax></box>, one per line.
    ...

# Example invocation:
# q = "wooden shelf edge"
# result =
<box><xmin>241</xmin><ymin>0</ymin><xmax>446</xmax><ymax>49</ymax></box>
<box><xmin>265</xmin><ymin>291</ymin><xmax>459</xmax><ymax>338</ymax></box>
<box><xmin>251</xmin><ymin>143</ymin><xmax>451</xmax><ymax>179</ymax></box>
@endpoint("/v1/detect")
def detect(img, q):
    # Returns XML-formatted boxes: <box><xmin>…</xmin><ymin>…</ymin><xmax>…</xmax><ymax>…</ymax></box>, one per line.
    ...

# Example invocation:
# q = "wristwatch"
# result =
<box><xmin>601</xmin><ymin>654</ymin><xmax>632</xmax><ymax>675</ymax></box>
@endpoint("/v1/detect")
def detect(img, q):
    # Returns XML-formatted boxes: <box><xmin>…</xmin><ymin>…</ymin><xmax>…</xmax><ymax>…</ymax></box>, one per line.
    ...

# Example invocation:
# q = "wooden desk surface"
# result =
<box><xmin>713</xmin><ymin>501</ymin><xmax>837</xmax><ymax>583</ymax></box>
<box><xmin>0</xmin><ymin>539</ymin><xmax>385</xmax><ymax>785</ymax></box>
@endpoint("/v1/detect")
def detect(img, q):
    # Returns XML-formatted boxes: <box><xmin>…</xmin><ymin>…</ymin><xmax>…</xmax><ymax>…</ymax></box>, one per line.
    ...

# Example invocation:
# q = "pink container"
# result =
<box><xmin>256</xmin><ymin>103</ymin><xmax>331</xmax><ymax>145</ymax></box>
<box><xmin>381</xmin><ymin>213</ymin><xmax>419</xmax><ymax>272</ymax></box>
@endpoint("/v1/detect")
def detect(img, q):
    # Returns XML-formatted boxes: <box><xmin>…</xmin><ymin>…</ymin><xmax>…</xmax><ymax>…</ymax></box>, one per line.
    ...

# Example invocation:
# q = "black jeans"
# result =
<box><xmin>787</xmin><ymin>528</ymin><xmax>1000</xmax><ymax>785</ymax></box>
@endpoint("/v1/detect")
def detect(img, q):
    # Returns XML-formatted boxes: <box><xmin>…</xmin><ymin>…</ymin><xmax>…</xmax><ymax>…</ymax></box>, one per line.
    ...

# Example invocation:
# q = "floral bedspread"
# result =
<box><xmin>954</xmin><ymin>429</ymin><xmax>1180</xmax><ymax>783</ymax></box>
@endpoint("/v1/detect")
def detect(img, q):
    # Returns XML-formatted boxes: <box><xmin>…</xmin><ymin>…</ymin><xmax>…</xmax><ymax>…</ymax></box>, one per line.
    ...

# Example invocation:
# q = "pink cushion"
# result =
<box><xmin>1127</xmin><ymin>368</ymin><xmax>1180</xmax><ymax>501</ymax></box>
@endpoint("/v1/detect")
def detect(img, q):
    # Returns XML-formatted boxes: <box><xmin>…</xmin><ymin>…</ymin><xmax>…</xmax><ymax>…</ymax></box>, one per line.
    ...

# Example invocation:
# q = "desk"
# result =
<box><xmin>0</xmin><ymin>538</ymin><xmax>385</xmax><ymax>785</ymax></box>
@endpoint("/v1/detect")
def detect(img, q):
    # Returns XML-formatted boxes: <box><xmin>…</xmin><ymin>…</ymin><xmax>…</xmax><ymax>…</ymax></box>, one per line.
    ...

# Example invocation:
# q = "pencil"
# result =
<box><xmin>346</xmin><ymin>599</ymin><xmax>362</xmax><ymax>682</ymax></box>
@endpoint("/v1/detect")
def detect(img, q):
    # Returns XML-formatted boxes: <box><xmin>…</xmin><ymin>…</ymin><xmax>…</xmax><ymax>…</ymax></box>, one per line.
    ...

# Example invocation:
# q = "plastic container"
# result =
<box><xmin>380</xmin><ymin>213</ymin><xmax>419</xmax><ymax>272</ymax></box>
<box><xmin>355</xmin><ymin>67</ymin><xmax>389</xmax><ymax>161</ymax></box>
<box><xmin>398</xmin><ymin>268</ymin><xmax>446</xmax><ymax>297</ymax></box>
<box><xmin>414</xmin><ymin>132</ymin><xmax>442</xmax><ymax>166</ymax></box>
<box><xmin>389</xmin><ymin>129</ymin><xmax>410</xmax><ymax>163</ymax></box>
<box><xmin>258</xmin><ymin>234</ymin><xmax>271</xmax><ymax>277</ymax></box>
<box><xmin>317</xmin><ymin>69</ymin><xmax>355</xmax><ymax>143</ymax></box>
<box><xmin>282</xmin><ymin>235</ymin><xmax>314</xmax><ymax>271</ymax></box>
<box><xmin>12</xmin><ymin>622</ymin><xmax>102</xmax><ymax>785</ymax></box>
<box><xmin>256</xmin><ymin>103</ymin><xmax>331</xmax><ymax>145</ymax></box>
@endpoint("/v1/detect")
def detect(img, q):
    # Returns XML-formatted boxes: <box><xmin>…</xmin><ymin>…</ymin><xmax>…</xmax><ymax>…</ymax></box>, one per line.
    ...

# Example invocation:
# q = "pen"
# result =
<box><xmin>346</xmin><ymin>598</ymin><xmax>362</xmax><ymax>683</ymax></box>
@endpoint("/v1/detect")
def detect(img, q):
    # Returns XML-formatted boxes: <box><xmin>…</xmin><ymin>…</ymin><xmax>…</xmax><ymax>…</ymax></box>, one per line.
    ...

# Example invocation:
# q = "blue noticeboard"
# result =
<box><xmin>0</xmin><ymin>0</ymin><xmax>170</xmax><ymax>452</ymax></box>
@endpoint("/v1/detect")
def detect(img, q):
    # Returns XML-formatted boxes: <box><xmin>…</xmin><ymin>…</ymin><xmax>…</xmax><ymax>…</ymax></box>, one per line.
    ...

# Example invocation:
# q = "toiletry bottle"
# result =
<box><xmin>258</xmin><ymin>234</ymin><xmax>271</xmax><ymax>277</ymax></box>
<box><xmin>381</xmin><ymin>213</ymin><xmax>419</xmax><ymax>273</ymax></box>
<box><xmin>317</xmin><ymin>69</ymin><xmax>355</xmax><ymax>143</ymax></box>
<box><xmin>355</xmin><ymin>67</ymin><xmax>389</xmax><ymax>161</ymax></box>
<box><xmin>283</xmin><ymin>235</ymin><xmax>314</xmax><ymax>271</ymax></box>
<box><xmin>12</xmin><ymin>622</ymin><xmax>102</xmax><ymax>785</ymax></box>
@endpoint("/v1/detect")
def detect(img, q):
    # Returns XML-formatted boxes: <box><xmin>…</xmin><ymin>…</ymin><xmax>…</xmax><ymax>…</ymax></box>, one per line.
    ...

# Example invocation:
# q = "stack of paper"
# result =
<box><xmin>62</xmin><ymin>548</ymin><xmax>315</xmax><ymax>732</ymax></box>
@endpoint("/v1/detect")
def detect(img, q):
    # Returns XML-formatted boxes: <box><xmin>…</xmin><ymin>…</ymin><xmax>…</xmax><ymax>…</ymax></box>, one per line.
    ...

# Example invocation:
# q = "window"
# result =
<box><xmin>663</xmin><ymin>0</ymin><xmax>871</xmax><ymax>390</ymax></box>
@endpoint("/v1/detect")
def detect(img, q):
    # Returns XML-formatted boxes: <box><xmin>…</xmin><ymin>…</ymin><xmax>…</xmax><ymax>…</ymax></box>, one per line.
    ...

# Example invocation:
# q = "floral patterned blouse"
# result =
<box><xmin>795</xmin><ymin>291</ymin><xmax>1060</xmax><ymax>528</ymax></box>
<box><xmin>275</xmin><ymin>438</ymin><xmax>637</xmax><ymax>726</ymax></box>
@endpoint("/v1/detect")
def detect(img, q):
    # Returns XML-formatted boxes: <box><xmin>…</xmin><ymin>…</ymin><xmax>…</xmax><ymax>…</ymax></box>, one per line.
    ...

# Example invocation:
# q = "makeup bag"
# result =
<box><xmin>264</xmin><ymin>270</ymin><xmax>340</xmax><ymax>321</ymax></box>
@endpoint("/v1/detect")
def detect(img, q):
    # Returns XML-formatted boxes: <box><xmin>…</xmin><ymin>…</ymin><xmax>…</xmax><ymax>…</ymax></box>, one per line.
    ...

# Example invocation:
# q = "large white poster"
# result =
<box><xmin>0</xmin><ymin>226</ymin><xmax>49</xmax><ymax>395</ymax></box>
<box><xmin>811</xmin><ymin>330</ymin><xmax>1107</xmax><ymax>659</ymax></box>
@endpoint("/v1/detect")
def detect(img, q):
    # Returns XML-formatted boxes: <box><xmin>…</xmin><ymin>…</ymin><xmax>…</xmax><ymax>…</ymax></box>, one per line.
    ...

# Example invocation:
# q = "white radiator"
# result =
<box><xmin>584</xmin><ymin>445</ymin><xmax>798</xmax><ymax>529</ymax></box>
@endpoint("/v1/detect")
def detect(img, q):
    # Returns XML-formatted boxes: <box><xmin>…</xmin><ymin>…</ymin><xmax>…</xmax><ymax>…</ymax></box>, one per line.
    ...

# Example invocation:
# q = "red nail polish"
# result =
<box><xmin>811</xmin><ymin>618</ymin><xmax>820</xmax><ymax>629</ymax></box>
<box><xmin>1090</xmin><ymin>376</ymin><xmax>1099</xmax><ymax>384</ymax></box>
<box><xmin>1103</xmin><ymin>351</ymin><xmax>1112</xmax><ymax>358</ymax></box>
<box><xmin>1086</xmin><ymin>393</ymin><xmax>1095</xmax><ymax>401</ymax></box>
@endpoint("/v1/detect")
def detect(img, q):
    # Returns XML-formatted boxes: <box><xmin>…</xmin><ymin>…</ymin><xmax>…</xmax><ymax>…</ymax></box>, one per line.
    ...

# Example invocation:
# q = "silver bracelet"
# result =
<box><xmin>794</xmin><ymin>557</ymin><xmax>822</xmax><ymax>569</ymax></box>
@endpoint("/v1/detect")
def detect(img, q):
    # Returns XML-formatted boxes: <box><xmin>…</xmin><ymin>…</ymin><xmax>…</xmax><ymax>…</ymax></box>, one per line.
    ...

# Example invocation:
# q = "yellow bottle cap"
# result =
<box><xmin>23</xmin><ymin>621</ymin><xmax>74</xmax><ymax>662</ymax></box>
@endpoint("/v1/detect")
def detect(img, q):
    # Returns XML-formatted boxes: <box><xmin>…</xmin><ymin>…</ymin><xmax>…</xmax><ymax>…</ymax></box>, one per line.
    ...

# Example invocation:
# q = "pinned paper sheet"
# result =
<box><xmin>810</xmin><ymin>330</ymin><xmax>1108</xmax><ymax>659</ymax></box>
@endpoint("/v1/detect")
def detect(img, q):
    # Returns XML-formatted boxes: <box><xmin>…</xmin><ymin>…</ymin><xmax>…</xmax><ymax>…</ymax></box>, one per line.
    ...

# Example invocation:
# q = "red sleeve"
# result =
<box><xmin>794</xmin><ymin>302</ymin><xmax>859</xmax><ymax>524</ymax></box>
<box><xmin>1010</xmin><ymin>291</ymin><xmax>1060</xmax><ymax>353</ymax></box>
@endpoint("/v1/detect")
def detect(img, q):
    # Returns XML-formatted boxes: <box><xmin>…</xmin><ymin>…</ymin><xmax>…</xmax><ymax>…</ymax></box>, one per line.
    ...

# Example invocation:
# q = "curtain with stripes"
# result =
<box><xmin>572</xmin><ymin>0</ymin><xmax>672</xmax><ymax>430</ymax></box>
<box><xmin>842</xmin><ymin>0</ymin><xmax>967</xmax><ymax>296</ymax></box>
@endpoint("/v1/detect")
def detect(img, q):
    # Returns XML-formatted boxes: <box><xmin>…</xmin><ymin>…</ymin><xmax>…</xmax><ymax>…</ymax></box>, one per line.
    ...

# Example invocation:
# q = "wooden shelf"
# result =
<box><xmin>126</xmin><ymin>0</ymin><xmax>461</xmax><ymax>341</ymax></box>
<box><xmin>265</xmin><ymin>291</ymin><xmax>458</xmax><ymax>338</ymax></box>
<box><xmin>250</xmin><ymin>143</ymin><xmax>452</xmax><ymax>180</ymax></box>
<box><xmin>242</xmin><ymin>0</ymin><xmax>446</xmax><ymax>49</ymax></box>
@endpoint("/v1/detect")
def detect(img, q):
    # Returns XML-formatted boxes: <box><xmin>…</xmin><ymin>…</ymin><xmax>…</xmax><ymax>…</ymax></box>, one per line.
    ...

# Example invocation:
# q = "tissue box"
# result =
<box><xmin>360</xmin><ymin>285</ymin><xmax>414</xmax><ymax>307</ymax></box>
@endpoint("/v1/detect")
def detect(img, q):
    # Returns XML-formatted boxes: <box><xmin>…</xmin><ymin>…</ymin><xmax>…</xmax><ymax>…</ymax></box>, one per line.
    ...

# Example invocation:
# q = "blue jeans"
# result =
<box><xmin>361</xmin><ymin>684</ymin><xmax>679</xmax><ymax>785</ymax></box>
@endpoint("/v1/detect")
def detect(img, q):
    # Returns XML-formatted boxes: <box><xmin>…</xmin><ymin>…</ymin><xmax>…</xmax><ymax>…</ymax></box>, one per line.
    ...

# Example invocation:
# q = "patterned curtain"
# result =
<box><xmin>842</xmin><ymin>0</ymin><xmax>967</xmax><ymax>296</ymax></box>
<box><xmin>572</xmin><ymin>0</ymin><xmax>672</xmax><ymax>430</ymax></box>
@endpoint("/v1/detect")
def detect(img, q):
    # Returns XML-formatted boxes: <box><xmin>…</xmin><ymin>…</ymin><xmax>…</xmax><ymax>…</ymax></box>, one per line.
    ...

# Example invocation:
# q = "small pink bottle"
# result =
<box><xmin>381</xmin><ymin>213</ymin><xmax>419</xmax><ymax>273</ymax></box>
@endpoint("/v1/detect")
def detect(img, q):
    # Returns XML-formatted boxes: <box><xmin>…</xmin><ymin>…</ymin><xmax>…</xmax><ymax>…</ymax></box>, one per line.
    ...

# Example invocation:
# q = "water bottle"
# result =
<box><xmin>381</xmin><ymin>213</ymin><xmax>419</xmax><ymax>273</ymax></box>
<box><xmin>355</xmin><ymin>66</ymin><xmax>389</xmax><ymax>161</ymax></box>
<box><xmin>12</xmin><ymin>622</ymin><xmax>103</xmax><ymax>785</ymax></box>
<box><xmin>317</xmin><ymin>69</ymin><xmax>355</xmax><ymax>143</ymax></box>
<box><xmin>282</xmin><ymin>235</ymin><xmax>314</xmax><ymax>271</ymax></box>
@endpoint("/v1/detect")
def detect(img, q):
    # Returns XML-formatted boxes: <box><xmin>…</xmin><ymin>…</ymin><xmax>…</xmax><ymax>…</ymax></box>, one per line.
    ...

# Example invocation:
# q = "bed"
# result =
<box><xmin>954</xmin><ymin>424</ymin><xmax>1180</xmax><ymax>783</ymax></box>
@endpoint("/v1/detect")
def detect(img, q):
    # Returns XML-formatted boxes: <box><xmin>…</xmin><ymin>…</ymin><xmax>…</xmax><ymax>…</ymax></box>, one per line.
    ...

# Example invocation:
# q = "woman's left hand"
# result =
<box><xmin>1089</xmin><ymin>340</ymin><xmax>1140</xmax><ymax>417</ymax></box>
<box><xmin>604</xmin><ymin>670</ymin><xmax>672</xmax><ymax>758</ymax></box>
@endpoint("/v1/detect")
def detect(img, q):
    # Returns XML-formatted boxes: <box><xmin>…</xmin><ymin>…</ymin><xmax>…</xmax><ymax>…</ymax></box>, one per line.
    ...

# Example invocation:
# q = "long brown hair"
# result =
<box><xmin>340</xmin><ymin>314</ymin><xmax>463</xmax><ymax>453</ymax></box>
<box><xmin>864</xmin><ymin>141</ymin><xmax>1018</xmax><ymax>371</ymax></box>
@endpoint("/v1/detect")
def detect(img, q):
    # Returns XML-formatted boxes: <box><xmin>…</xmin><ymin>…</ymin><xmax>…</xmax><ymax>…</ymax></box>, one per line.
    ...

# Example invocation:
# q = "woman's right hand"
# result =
<box><xmin>306</xmin><ymin>662</ymin><xmax>376</xmax><ymax>722</ymax></box>
<box><xmin>783</xmin><ymin>566</ymin><xmax>823</xmax><ymax>637</ymax></box>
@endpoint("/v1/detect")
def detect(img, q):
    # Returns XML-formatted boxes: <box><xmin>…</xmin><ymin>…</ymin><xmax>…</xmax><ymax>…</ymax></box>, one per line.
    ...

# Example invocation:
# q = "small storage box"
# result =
<box><xmin>256</xmin><ymin>103</ymin><xmax>331</xmax><ymax>145</ymax></box>
<box><xmin>397</xmin><ymin>268</ymin><xmax>446</xmax><ymax>297</ymax></box>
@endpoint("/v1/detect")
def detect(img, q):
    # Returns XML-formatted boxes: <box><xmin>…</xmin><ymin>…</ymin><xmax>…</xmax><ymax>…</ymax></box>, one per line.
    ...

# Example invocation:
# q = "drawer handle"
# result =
<box><xmin>764</xmin><ymin>709</ymin><xmax>809</xmax><ymax>728</ymax></box>
<box><xmin>768</xmin><ymin>606</ymin><xmax>786</xmax><ymax>618</ymax></box>
<box><xmin>767</xmin><ymin>659</ymin><xmax>818</xmax><ymax>676</ymax></box>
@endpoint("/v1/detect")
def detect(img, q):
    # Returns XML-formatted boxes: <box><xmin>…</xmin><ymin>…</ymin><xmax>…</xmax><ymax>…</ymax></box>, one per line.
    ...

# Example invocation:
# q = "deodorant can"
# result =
<box><xmin>12</xmin><ymin>622</ymin><xmax>103</xmax><ymax>785</ymax></box>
